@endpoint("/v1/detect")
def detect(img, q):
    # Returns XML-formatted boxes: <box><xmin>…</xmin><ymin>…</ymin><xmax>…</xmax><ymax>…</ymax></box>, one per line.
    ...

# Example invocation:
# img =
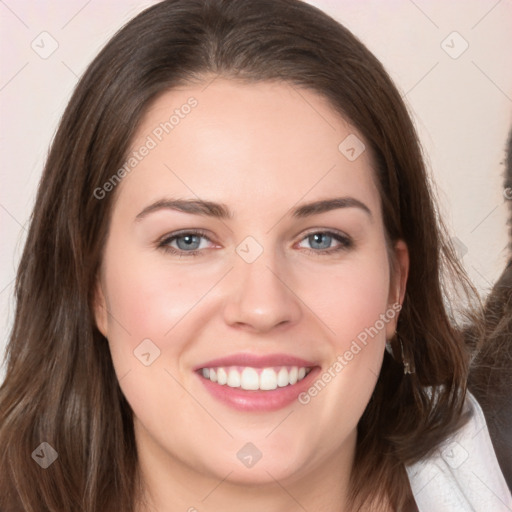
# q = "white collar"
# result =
<box><xmin>406</xmin><ymin>391</ymin><xmax>512</xmax><ymax>511</ymax></box>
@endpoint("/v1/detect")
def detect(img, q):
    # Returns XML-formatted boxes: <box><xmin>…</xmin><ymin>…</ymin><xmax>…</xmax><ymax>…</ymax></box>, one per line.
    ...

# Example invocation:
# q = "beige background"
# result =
<box><xmin>1</xmin><ymin>0</ymin><xmax>511</xmax><ymax>379</ymax></box>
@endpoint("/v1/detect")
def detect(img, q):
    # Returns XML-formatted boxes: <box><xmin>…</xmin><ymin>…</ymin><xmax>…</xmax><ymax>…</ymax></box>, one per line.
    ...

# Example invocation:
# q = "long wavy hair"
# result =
<box><xmin>0</xmin><ymin>1</ymin><xmax>480</xmax><ymax>510</ymax></box>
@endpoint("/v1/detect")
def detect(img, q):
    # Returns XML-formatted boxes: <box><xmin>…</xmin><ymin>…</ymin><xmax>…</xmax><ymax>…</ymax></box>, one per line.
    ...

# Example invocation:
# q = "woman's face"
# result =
<box><xmin>95</xmin><ymin>79</ymin><xmax>408</xmax><ymax>492</ymax></box>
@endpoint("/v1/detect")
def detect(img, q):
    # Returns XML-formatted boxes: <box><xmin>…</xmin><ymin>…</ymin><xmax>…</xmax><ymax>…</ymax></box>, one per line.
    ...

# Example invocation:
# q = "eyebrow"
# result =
<box><xmin>135</xmin><ymin>196</ymin><xmax>372</xmax><ymax>221</ymax></box>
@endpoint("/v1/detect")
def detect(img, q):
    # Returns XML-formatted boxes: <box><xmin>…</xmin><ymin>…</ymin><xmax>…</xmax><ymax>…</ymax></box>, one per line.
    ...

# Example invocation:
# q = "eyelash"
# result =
<box><xmin>157</xmin><ymin>229</ymin><xmax>353</xmax><ymax>257</ymax></box>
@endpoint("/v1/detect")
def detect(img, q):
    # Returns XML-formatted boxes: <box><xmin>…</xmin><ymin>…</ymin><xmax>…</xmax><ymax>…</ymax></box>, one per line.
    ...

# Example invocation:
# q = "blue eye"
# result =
<box><xmin>298</xmin><ymin>231</ymin><xmax>352</xmax><ymax>254</ymax></box>
<box><xmin>158</xmin><ymin>230</ymin><xmax>212</xmax><ymax>255</ymax></box>
<box><xmin>307</xmin><ymin>232</ymin><xmax>333</xmax><ymax>250</ymax></box>
<box><xmin>174</xmin><ymin>234</ymin><xmax>203</xmax><ymax>251</ymax></box>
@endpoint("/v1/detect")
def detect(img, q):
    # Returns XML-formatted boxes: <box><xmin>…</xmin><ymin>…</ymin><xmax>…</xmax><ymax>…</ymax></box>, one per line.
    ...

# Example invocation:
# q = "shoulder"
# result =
<box><xmin>406</xmin><ymin>391</ymin><xmax>512</xmax><ymax>512</ymax></box>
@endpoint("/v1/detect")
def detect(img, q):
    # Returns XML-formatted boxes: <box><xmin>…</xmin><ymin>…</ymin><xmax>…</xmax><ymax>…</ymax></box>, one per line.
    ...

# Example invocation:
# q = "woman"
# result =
<box><xmin>0</xmin><ymin>1</ymin><xmax>509</xmax><ymax>510</ymax></box>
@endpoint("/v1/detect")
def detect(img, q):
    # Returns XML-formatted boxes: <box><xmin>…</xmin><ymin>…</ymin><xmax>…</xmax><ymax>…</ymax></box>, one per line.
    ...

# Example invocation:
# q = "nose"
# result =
<box><xmin>222</xmin><ymin>249</ymin><xmax>303</xmax><ymax>333</ymax></box>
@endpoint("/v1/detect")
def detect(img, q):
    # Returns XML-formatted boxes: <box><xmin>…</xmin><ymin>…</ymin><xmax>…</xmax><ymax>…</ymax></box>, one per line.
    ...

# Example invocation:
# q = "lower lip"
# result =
<box><xmin>196</xmin><ymin>367</ymin><xmax>320</xmax><ymax>412</ymax></box>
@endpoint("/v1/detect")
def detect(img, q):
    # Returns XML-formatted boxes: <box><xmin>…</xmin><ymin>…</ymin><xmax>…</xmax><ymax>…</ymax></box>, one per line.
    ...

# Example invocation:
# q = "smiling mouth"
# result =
<box><xmin>198</xmin><ymin>365</ymin><xmax>313</xmax><ymax>391</ymax></box>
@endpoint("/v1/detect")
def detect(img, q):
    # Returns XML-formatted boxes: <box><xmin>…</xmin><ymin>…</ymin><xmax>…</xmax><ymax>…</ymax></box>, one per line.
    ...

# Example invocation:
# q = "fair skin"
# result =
<box><xmin>95</xmin><ymin>78</ymin><xmax>409</xmax><ymax>512</ymax></box>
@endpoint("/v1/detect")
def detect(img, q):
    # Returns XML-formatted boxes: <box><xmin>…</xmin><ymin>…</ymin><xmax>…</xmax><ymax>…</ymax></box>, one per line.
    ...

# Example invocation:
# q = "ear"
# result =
<box><xmin>93</xmin><ymin>278</ymin><xmax>109</xmax><ymax>338</ymax></box>
<box><xmin>385</xmin><ymin>239</ymin><xmax>409</xmax><ymax>339</ymax></box>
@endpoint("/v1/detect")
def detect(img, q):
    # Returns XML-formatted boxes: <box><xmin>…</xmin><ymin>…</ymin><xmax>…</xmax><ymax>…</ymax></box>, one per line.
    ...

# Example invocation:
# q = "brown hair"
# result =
<box><xmin>0</xmin><ymin>1</ymin><xmax>479</xmax><ymax>510</ymax></box>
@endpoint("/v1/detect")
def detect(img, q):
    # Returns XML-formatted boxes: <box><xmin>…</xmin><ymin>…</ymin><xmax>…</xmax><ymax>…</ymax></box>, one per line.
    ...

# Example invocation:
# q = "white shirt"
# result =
<box><xmin>407</xmin><ymin>392</ymin><xmax>512</xmax><ymax>511</ymax></box>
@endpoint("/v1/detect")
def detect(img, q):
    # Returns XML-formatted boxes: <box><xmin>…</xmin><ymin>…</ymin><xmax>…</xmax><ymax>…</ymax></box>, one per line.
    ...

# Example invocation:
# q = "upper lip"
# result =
<box><xmin>194</xmin><ymin>353</ymin><xmax>318</xmax><ymax>371</ymax></box>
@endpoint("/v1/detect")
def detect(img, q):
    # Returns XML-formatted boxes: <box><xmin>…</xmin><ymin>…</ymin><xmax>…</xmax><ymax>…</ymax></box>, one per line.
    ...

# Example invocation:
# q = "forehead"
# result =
<box><xmin>117</xmin><ymin>78</ymin><xmax>380</xmax><ymax>215</ymax></box>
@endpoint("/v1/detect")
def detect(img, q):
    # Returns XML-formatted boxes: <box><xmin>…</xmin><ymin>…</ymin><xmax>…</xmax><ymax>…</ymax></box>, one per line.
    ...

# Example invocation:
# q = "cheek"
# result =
<box><xmin>103</xmin><ymin>248</ymin><xmax>214</xmax><ymax>336</ymax></box>
<box><xmin>100</xmin><ymin>244</ymin><xmax>221</xmax><ymax>380</ymax></box>
<box><xmin>299</xmin><ymin>252</ymin><xmax>392</xmax><ymax>346</ymax></box>
<box><xmin>295</xmin><ymin>247</ymin><xmax>391</xmax><ymax>401</ymax></box>
<box><xmin>99</xmin><ymin>248</ymin><xmax>216</xmax><ymax>427</ymax></box>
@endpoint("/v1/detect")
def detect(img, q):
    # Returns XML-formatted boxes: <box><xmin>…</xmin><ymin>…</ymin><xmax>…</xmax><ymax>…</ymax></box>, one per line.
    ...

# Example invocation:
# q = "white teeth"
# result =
<box><xmin>260</xmin><ymin>368</ymin><xmax>278</xmax><ymax>390</ymax></box>
<box><xmin>277</xmin><ymin>367</ymin><xmax>289</xmax><ymax>387</ymax></box>
<box><xmin>227</xmin><ymin>368</ymin><xmax>241</xmax><ymax>387</ymax></box>
<box><xmin>201</xmin><ymin>365</ymin><xmax>311</xmax><ymax>390</ymax></box>
<box><xmin>217</xmin><ymin>367</ymin><xmax>227</xmax><ymax>385</ymax></box>
<box><xmin>289</xmin><ymin>366</ymin><xmax>298</xmax><ymax>385</ymax></box>
<box><xmin>241</xmin><ymin>367</ymin><xmax>259</xmax><ymax>390</ymax></box>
